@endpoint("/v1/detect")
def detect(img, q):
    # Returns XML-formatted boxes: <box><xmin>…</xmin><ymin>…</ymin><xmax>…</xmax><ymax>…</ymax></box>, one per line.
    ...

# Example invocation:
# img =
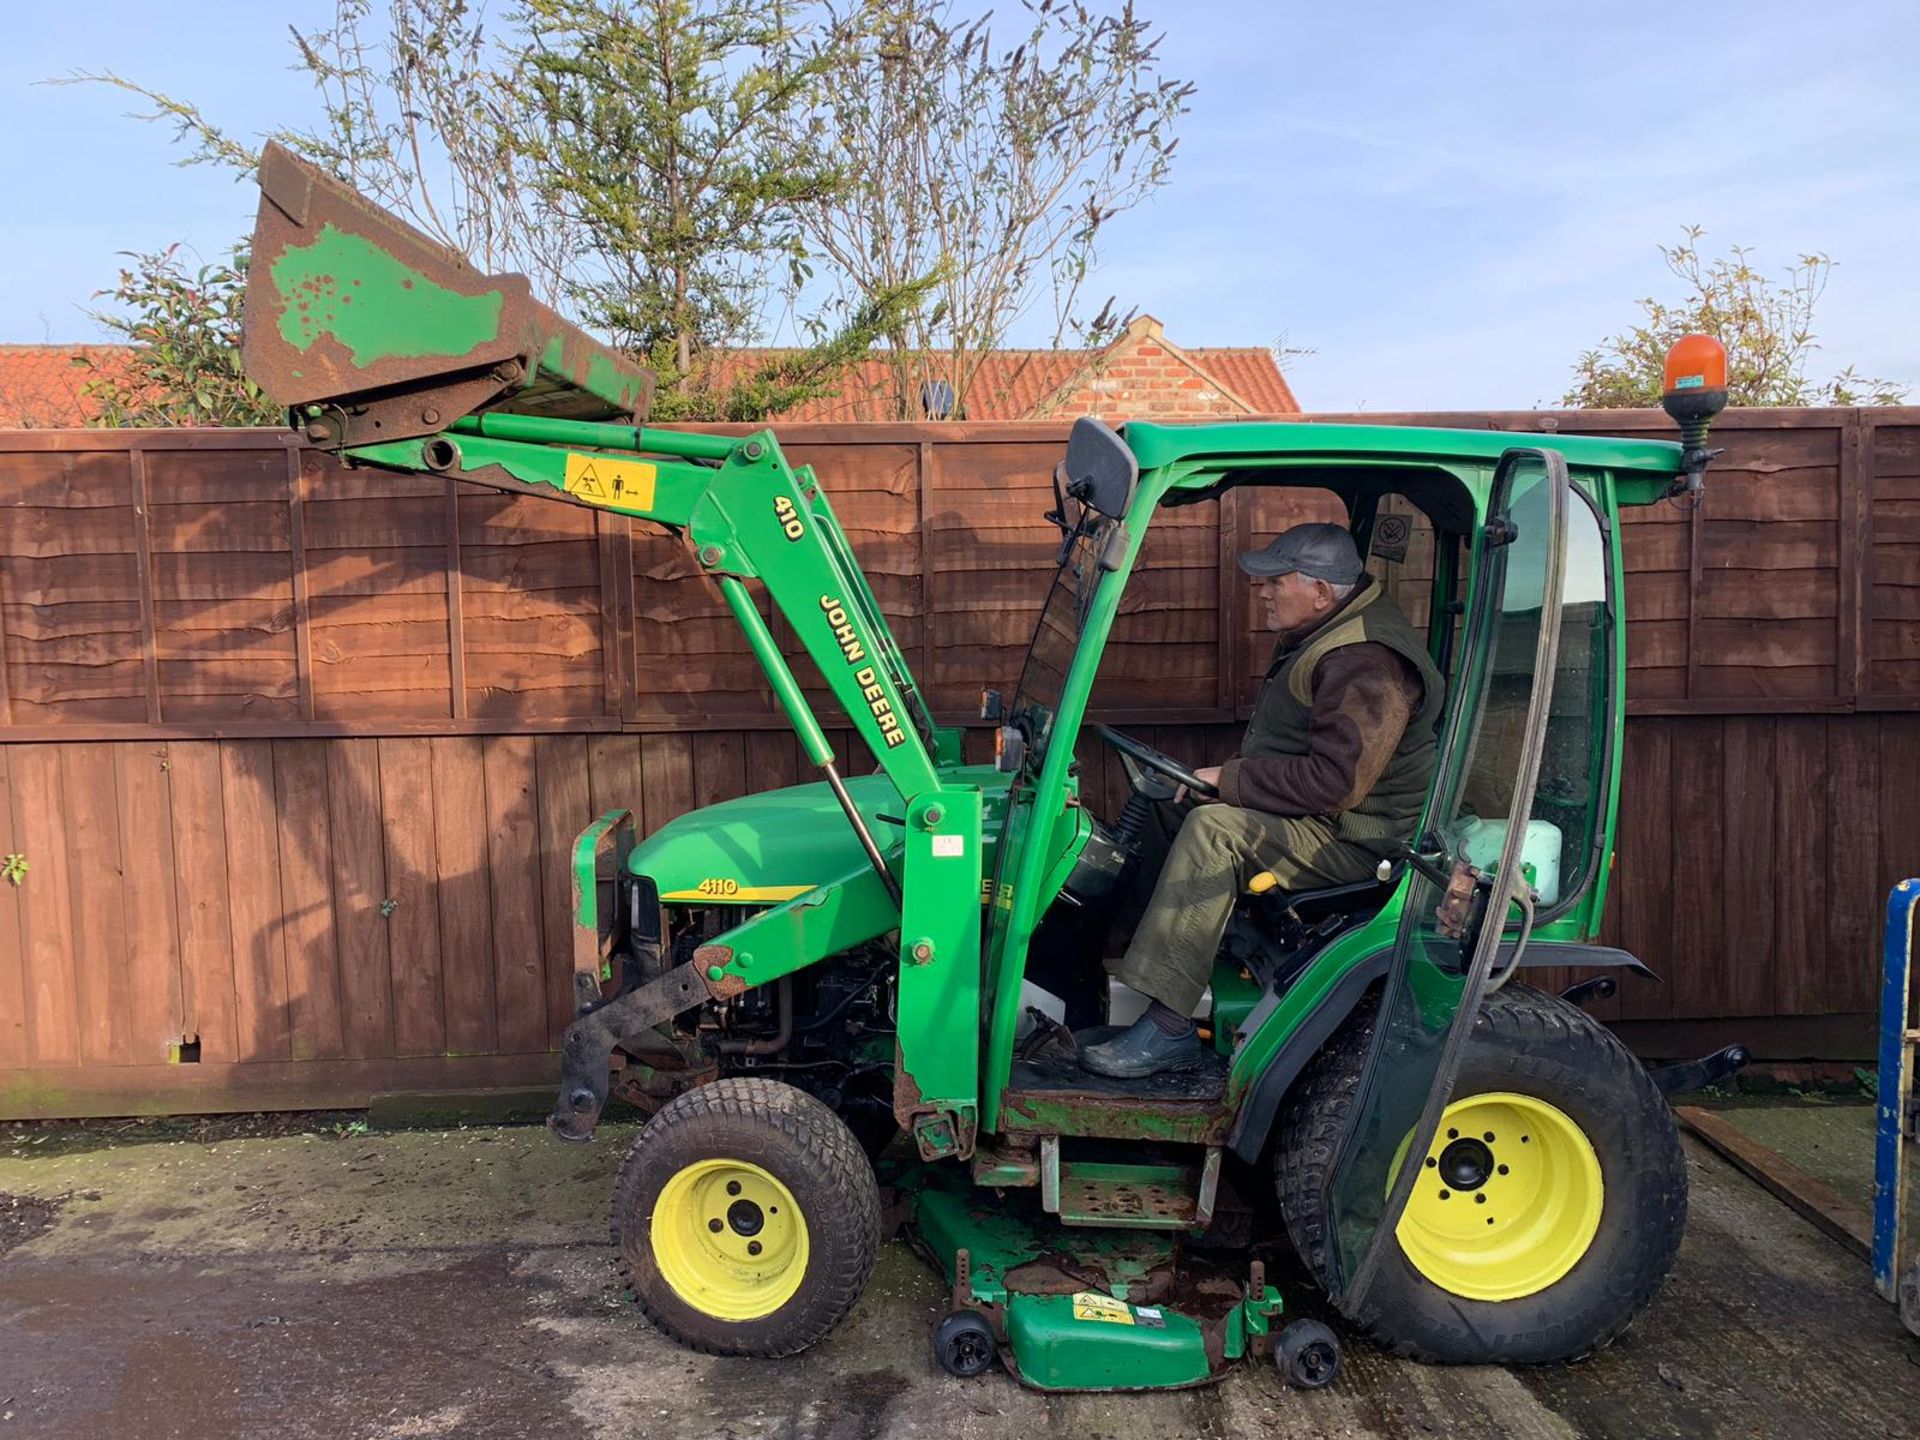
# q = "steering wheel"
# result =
<box><xmin>1090</xmin><ymin>724</ymin><xmax>1219</xmax><ymax>800</ymax></box>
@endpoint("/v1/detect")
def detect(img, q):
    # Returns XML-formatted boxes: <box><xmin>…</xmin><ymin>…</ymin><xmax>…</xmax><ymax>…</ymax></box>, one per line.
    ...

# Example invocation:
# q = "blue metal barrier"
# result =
<box><xmin>1873</xmin><ymin>879</ymin><xmax>1920</xmax><ymax>1304</ymax></box>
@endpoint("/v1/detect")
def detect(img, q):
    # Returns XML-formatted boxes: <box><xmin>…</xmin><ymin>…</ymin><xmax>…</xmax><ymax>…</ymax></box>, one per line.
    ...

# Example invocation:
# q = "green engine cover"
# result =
<box><xmin>628</xmin><ymin>764</ymin><xmax>1008</xmax><ymax>904</ymax></box>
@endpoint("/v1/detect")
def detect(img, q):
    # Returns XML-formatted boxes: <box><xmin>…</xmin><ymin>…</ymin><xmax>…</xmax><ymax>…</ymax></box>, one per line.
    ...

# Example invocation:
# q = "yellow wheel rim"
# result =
<box><xmin>650</xmin><ymin>1159</ymin><xmax>809</xmax><ymax>1321</ymax></box>
<box><xmin>1396</xmin><ymin>1092</ymin><xmax>1603</xmax><ymax>1302</ymax></box>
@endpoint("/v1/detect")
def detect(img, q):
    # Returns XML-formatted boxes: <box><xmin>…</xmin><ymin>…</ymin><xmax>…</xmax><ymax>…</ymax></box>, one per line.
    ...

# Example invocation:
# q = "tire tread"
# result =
<box><xmin>1274</xmin><ymin>982</ymin><xmax>1685</xmax><ymax>1363</ymax></box>
<box><xmin>611</xmin><ymin>1076</ymin><xmax>881</xmax><ymax>1358</ymax></box>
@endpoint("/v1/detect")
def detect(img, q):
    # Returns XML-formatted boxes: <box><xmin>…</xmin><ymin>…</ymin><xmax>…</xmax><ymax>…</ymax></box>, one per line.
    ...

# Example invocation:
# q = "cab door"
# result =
<box><xmin>1321</xmin><ymin>448</ymin><xmax>1569</xmax><ymax>1308</ymax></box>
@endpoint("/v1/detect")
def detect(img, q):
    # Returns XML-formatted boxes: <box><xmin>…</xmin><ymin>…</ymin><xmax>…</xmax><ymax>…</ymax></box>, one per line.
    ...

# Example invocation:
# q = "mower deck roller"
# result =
<box><xmin>242</xmin><ymin>142</ymin><xmax>654</xmax><ymax>450</ymax></box>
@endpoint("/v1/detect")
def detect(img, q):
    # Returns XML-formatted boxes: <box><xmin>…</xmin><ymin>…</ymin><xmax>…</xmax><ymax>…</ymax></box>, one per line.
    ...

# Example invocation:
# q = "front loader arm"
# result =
<box><xmin>346</xmin><ymin>411</ymin><xmax>944</xmax><ymax>863</ymax></box>
<box><xmin>242</xmin><ymin>141</ymin><xmax>943</xmax><ymax>822</ymax></box>
<box><xmin>348</xmin><ymin>420</ymin><xmax>992</xmax><ymax>1148</ymax></box>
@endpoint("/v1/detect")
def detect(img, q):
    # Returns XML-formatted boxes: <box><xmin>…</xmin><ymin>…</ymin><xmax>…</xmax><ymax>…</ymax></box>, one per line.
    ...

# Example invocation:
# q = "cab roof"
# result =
<box><xmin>1122</xmin><ymin>419</ymin><xmax>1684</xmax><ymax>479</ymax></box>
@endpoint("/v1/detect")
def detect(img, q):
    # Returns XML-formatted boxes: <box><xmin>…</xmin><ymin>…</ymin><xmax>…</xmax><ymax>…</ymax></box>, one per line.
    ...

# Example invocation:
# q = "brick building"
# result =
<box><xmin>762</xmin><ymin>315</ymin><xmax>1297</xmax><ymax>422</ymax></box>
<box><xmin>0</xmin><ymin>316</ymin><xmax>1296</xmax><ymax>428</ymax></box>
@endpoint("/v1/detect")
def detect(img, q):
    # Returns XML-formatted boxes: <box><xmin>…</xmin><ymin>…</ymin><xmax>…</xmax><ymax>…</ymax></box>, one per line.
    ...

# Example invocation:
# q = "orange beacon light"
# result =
<box><xmin>1661</xmin><ymin>333</ymin><xmax>1728</xmax><ymax>496</ymax></box>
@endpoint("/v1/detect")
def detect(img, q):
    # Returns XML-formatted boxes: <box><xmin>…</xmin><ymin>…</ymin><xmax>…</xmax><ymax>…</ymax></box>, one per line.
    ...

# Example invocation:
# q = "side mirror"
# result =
<box><xmin>1062</xmin><ymin>417</ymin><xmax>1139</xmax><ymax>520</ymax></box>
<box><xmin>1661</xmin><ymin>334</ymin><xmax>1728</xmax><ymax>498</ymax></box>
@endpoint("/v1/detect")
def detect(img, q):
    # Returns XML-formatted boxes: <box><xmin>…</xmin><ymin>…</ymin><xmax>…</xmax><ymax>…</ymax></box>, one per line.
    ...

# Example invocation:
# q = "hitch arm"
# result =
<box><xmin>1648</xmin><ymin>1043</ymin><xmax>1751</xmax><ymax>1098</ymax></box>
<box><xmin>549</xmin><ymin>961</ymin><xmax>716</xmax><ymax>1142</ymax></box>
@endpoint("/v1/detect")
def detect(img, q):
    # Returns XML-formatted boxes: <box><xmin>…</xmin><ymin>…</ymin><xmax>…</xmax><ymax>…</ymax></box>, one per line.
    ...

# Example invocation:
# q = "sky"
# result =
<box><xmin>3</xmin><ymin>0</ymin><xmax>1915</xmax><ymax>411</ymax></box>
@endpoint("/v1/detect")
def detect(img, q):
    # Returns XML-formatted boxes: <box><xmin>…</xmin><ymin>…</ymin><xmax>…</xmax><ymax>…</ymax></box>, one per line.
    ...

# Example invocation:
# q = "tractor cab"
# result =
<box><xmin>975</xmin><ymin>418</ymin><xmax>1700</xmax><ymax>1315</ymax></box>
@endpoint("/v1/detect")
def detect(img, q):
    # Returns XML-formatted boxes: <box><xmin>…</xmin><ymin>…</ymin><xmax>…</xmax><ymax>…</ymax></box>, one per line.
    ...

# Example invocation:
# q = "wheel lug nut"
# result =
<box><xmin>708</xmin><ymin>1218</ymin><xmax>723</xmax><ymax>1233</ymax></box>
<box><xmin>747</xmin><ymin>1241</ymin><xmax>762</xmax><ymax>1256</ymax></box>
<box><xmin>727</xmin><ymin>1181</ymin><xmax>742</xmax><ymax>1196</ymax></box>
<box><xmin>1475</xmin><ymin>1193</ymin><xmax>1487</xmax><ymax>1204</ymax></box>
<box><xmin>1438</xmin><ymin>1190</ymin><xmax>1450</xmax><ymax>1200</ymax></box>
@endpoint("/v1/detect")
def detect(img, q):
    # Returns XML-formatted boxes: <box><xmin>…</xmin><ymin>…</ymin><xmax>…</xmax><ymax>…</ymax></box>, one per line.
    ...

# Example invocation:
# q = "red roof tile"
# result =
<box><xmin>760</xmin><ymin>349</ymin><xmax>1097</xmax><ymax>422</ymax></box>
<box><xmin>751</xmin><ymin>322</ymin><xmax>1299</xmax><ymax>422</ymax></box>
<box><xmin>1185</xmin><ymin>348</ymin><xmax>1300</xmax><ymax>415</ymax></box>
<box><xmin>0</xmin><ymin>345</ymin><xmax>133</xmax><ymax>428</ymax></box>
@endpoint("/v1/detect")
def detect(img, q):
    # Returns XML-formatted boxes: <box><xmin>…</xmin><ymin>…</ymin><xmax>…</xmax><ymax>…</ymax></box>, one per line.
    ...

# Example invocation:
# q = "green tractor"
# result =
<box><xmin>241</xmin><ymin>144</ymin><xmax>1742</xmax><ymax>1390</ymax></box>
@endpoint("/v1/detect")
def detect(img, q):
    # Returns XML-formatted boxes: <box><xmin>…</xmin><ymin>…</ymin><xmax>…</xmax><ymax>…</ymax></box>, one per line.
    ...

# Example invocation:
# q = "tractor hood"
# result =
<box><xmin>629</xmin><ymin>764</ymin><xmax>1013</xmax><ymax>904</ymax></box>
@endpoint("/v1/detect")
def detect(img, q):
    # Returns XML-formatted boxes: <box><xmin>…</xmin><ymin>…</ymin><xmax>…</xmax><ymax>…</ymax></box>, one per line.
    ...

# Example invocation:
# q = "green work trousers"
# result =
<box><xmin>1109</xmin><ymin>803</ymin><xmax>1381</xmax><ymax>1015</ymax></box>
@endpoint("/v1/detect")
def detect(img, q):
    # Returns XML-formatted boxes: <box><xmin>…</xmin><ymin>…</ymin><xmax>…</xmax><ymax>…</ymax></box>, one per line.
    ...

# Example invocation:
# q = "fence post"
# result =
<box><xmin>129</xmin><ymin>445</ymin><xmax>161</xmax><ymax>724</ymax></box>
<box><xmin>1216</xmin><ymin>486</ymin><xmax>1248</xmax><ymax>717</ymax></box>
<box><xmin>1840</xmin><ymin>409</ymin><xmax>1874</xmax><ymax>703</ymax></box>
<box><xmin>287</xmin><ymin>445</ymin><xmax>317</xmax><ymax>722</ymax></box>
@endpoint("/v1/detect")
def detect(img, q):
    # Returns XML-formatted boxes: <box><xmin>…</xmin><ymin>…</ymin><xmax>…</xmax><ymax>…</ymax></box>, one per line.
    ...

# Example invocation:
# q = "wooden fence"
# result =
<box><xmin>1</xmin><ymin>408</ymin><xmax>1916</xmax><ymax>1117</ymax></box>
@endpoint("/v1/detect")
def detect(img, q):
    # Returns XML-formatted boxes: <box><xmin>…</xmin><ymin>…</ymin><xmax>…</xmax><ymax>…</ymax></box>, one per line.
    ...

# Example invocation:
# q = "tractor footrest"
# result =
<box><xmin>1058</xmin><ymin>1163</ymin><xmax>1199</xmax><ymax>1228</ymax></box>
<box><xmin>1045</xmin><ymin>1151</ymin><xmax>1222</xmax><ymax>1231</ymax></box>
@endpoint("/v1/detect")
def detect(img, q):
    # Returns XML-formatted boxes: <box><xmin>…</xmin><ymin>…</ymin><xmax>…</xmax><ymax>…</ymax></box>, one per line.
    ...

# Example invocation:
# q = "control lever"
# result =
<box><xmin>1401</xmin><ymin>847</ymin><xmax>1454</xmax><ymax>888</ymax></box>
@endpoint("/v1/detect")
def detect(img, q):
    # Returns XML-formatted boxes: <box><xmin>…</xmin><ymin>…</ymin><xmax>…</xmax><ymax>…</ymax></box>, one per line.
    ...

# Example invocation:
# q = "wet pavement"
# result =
<box><xmin>2</xmin><ymin>1119</ymin><xmax>1916</xmax><ymax>1439</ymax></box>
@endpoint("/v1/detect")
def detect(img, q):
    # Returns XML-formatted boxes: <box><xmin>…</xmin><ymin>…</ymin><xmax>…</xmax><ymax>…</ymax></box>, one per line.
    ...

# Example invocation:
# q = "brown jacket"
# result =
<box><xmin>1216</xmin><ymin>580</ymin><xmax>1438</xmax><ymax>832</ymax></box>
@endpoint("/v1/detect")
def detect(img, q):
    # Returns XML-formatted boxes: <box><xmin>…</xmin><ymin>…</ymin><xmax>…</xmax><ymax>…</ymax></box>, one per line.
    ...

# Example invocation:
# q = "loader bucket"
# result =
<box><xmin>242</xmin><ymin>142</ymin><xmax>653</xmax><ymax>449</ymax></box>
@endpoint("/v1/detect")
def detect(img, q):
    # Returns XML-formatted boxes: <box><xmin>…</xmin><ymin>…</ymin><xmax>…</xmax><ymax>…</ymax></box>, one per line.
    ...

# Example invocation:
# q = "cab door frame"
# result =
<box><xmin>1324</xmin><ymin>446</ymin><xmax>1571</xmax><ymax>1309</ymax></box>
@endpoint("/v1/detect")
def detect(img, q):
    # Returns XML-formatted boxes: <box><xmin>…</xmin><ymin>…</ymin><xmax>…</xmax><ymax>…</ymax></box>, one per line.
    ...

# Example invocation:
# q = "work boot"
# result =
<box><xmin>1078</xmin><ymin>1015</ymin><xmax>1204</xmax><ymax>1079</ymax></box>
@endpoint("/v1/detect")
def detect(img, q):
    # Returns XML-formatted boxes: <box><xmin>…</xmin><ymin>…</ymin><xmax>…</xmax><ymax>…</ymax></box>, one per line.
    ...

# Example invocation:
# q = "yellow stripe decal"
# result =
<box><xmin>660</xmin><ymin>884</ymin><xmax>814</xmax><ymax>903</ymax></box>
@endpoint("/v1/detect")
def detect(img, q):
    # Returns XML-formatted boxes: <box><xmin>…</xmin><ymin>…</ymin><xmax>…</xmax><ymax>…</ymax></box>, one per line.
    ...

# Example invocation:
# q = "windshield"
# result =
<box><xmin>1008</xmin><ymin>514</ymin><xmax>1113</xmax><ymax>766</ymax></box>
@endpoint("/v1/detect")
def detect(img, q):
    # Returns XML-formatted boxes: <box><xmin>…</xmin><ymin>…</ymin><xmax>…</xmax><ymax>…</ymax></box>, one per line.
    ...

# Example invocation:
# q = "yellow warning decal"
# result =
<box><xmin>1070</xmin><ymin>1292</ymin><xmax>1135</xmax><ymax>1326</ymax></box>
<box><xmin>563</xmin><ymin>453</ymin><xmax>656</xmax><ymax>509</ymax></box>
<box><xmin>659</xmin><ymin>883</ymin><xmax>813</xmax><ymax>903</ymax></box>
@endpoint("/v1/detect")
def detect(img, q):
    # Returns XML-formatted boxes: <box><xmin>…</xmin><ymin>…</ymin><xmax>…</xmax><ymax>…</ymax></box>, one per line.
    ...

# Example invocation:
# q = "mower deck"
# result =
<box><xmin>906</xmin><ymin>1165</ymin><xmax>1286</xmax><ymax>1390</ymax></box>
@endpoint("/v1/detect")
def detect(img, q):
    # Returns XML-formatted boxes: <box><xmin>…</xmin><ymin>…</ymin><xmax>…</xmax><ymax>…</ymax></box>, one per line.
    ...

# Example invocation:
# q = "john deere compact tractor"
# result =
<box><xmin>240</xmin><ymin>144</ymin><xmax>1743</xmax><ymax>1390</ymax></box>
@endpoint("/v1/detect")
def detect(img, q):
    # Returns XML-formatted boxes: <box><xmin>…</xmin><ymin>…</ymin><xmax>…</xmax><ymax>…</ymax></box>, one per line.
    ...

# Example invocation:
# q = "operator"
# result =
<box><xmin>1080</xmin><ymin>522</ymin><xmax>1447</xmax><ymax>1080</ymax></box>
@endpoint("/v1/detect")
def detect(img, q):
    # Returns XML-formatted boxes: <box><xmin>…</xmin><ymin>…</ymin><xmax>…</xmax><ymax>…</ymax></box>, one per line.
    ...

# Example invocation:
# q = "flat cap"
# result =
<box><xmin>1237</xmin><ymin>522</ymin><xmax>1365</xmax><ymax>584</ymax></box>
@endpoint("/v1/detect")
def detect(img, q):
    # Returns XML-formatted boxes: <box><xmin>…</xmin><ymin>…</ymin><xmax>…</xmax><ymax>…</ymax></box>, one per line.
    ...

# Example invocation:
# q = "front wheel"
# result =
<box><xmin>1274</xmin><ymin>982</ymin><xmax>1686</xmax><ymax>1363</ymax></box>
<box><xmin>612</xmin><ymin>1077</ymin><xmax>882</xmax><ymax>1356</ymax></box>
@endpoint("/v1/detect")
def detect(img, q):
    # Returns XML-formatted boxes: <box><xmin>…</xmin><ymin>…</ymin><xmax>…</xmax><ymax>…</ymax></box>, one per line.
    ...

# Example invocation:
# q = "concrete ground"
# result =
<box><xmin>1689</xmin><ymin>1097</ymin><xmax>1889</xmax><ymax>1212</ymax></box>
<box><xmin>2</xmin><ymin>1115</ymin><xmax>1917</xmax><ymax>1440</ymax></box>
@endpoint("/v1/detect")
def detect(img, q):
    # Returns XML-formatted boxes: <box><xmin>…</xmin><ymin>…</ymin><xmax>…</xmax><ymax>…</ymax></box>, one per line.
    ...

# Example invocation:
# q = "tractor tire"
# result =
<box><xmin>612</xmin><ymin>1076</ymin><xmax>882</xmax><ymax>1357</ymax></box>
<box><xmin>1274</xmin><ymin>981</ymin><xmax>1686</xmax><ymax>1364</ymax></box>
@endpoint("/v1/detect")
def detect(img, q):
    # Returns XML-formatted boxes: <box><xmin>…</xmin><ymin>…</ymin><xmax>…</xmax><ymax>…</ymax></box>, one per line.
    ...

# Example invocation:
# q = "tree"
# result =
<box><xmin>63</xmin><ymin>0</ymin><xmax>924</xmax><ymax>422</ymax></box>
<box><xmin>1565</xmin><ymin>226</ymin><xmax>1907</xmax><ymax>408</ymax></box>
<box><xmin>75</xmin><ymin>245</ymin><xmax>282</xmax><ymax>427</ymax></box>
<box><xmin>786</xmin><ymin>0</ymin><xmax>1193</xmax><ymax>418</ymax></box>
<box><xmin>516</xmin><ymin>0</ymin><xmax>922</xmax><ymax>416</ymax></box>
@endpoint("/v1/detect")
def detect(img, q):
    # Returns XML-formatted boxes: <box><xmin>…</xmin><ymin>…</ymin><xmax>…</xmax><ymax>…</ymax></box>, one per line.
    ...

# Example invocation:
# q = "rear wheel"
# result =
<box><xmin>612</xmin><ymin>1077</ymin><xmax>882</xmax><ymax>1356</ymax></box>
<box><xmin>1274</xmin><ymin>982</ymin><xmax>1685</xmax><ymax>1363</ymax></box>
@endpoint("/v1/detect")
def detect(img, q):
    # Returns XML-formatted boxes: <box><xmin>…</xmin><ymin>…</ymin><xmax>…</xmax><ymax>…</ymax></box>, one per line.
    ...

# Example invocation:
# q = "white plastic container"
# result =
<box><xmin>1458</xmin><ymin>816</ymin><xmax>1563</xmax><ymax>905</ymax></box>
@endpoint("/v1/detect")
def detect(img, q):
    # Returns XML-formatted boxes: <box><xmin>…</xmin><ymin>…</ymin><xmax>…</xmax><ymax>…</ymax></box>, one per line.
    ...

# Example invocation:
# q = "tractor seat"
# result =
<box><xmin>1244</xmin><ymin>864</ymin><xmax>1402</xmax><ymax>926</ymax></box>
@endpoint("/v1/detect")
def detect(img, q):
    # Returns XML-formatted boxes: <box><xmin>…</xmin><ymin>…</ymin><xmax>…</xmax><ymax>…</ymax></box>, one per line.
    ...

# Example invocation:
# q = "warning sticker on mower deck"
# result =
<box><xmin>1071</xmin><ymin>1293</ymin><xmax>1135</xmax><ymax>1326</ymax></box>
<box><xmin>563</xmin><ymin>453</ymin><xmax>656</xmax><ymax>509</ymax></box>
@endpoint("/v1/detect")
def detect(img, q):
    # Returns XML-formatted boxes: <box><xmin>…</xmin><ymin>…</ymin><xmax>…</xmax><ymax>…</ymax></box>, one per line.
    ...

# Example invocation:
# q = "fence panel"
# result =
<box><xmin>3</xmin><ymin>409</ymin><xmax>1918</xmax><ymax>1116</ymax></box>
